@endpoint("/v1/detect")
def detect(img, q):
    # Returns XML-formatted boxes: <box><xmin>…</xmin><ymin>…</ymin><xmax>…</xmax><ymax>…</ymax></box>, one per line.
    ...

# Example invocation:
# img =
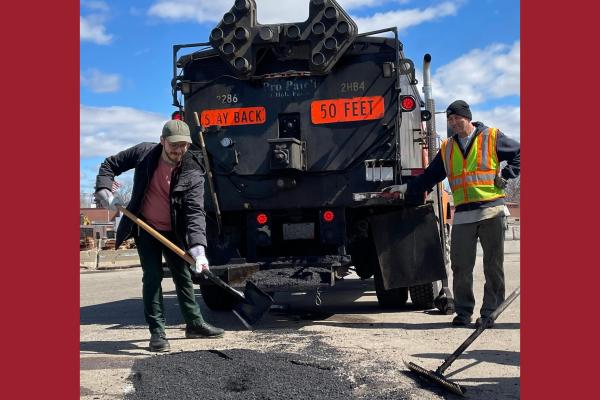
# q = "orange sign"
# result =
<box><xmin>311</xmin><ymin>96</ymin><xmax>385</xmax><ymax>124</ymax></box>
<box><xmin>200</xmin><ymin>106</ymin><xmax>266</xmax><ymax>127</ymax></box>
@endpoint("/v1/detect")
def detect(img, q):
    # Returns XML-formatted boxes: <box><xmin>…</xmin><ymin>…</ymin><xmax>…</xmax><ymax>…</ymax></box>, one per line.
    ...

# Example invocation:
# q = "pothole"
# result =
<box><xmin>125</xmin><ymin>348</ymin><xmax>410</xmax><ymax>399</ymax></box>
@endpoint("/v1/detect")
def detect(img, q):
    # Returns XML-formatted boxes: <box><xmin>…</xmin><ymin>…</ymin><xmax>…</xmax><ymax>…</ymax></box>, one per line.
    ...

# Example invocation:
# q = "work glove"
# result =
<box><xmin>381</xmin><ymin>184</ymin><xmax>407</xmax><ymax>195</ymax></box>
<box><xmin>494</xmin><ymin>172</ymin><xmax>508</xmax><ymax>189</ymax></box>
<box><xmin>94</xmin><ymin>188</ymin><xmax>121</xmax><ymax>210</ymax></box>
<box><xmin>189</xmin><ymin>245</ymin><xmax>210</xmax><ymax>273</ymax></box>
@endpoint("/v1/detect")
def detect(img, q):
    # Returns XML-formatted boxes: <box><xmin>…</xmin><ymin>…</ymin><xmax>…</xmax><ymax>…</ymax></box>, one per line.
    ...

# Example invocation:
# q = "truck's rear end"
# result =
<box><xmin>172</xmin><ymin>0</ymin><xmax>446</xmax><ymax>310</ymax></box>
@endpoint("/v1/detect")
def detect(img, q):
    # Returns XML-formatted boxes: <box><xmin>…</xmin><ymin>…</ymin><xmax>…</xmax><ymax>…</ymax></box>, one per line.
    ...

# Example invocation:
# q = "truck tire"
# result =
<box><xmin>199</xmin><ymin>283</ymin><xmax>237</xmax><ymax>311</ymax></box>
<box><xmin>348</xmin><ymin>226</ymin><xmax>378</xmax><ymax>280</ymax></box>
<box><xmin>349</xmin><ymin>243</ymin><xmax>376</xmax><ymax>279</ymax></box>
<box><xmin>409</xmin><ymin>283</ymin><xmax>435</xmax><ymax>309</ymax></box>
<box><xmin>374</xmin><ymin>268</ymin><xmax>408</xmax><ymax>308</ymax></box>
<box><xmin>354</xmin><ymin>263</ymin><xmax>374</xmax><ymax>280</ymax></box>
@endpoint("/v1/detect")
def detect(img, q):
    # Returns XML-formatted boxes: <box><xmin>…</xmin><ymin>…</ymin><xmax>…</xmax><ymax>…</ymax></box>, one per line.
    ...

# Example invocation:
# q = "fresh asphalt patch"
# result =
<box><xmin>125</xmin><ymin>337</ymin><xmax>412</xmax><ymax>400</ymax></box>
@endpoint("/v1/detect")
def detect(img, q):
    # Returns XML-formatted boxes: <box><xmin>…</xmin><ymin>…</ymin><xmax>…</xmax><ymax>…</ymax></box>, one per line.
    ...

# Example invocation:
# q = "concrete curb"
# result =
<box><xmin>80</xmin><ymin>249</ymin><xmax>141</xmax><ymax>271</ymax></box>
<box><xmin>506</xmin><ymin>225</ymin><xmax>520</xmax><ymax>241</ymax></box>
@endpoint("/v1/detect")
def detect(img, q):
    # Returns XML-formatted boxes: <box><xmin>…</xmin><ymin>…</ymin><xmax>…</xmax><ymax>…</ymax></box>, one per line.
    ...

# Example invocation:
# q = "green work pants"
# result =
<box><xmin>134</xmin><ymin>228</ymin><xmax>204</xmax><ymax>334</ymax></box>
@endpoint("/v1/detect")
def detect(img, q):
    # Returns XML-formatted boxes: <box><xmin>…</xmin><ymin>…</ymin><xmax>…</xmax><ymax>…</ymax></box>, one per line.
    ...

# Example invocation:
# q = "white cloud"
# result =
<box><xmin>81</xmin><ymin>1</ymin><xmax>109</xmax><ymax>12</ymax></box>
<box><xmin>488</xmin><ymin>41</ymin><xmax>520</xmax><ymax>98</ymax></box>
<box><xmin>434</xmin><ymin>106</ymin><xmax>520</xmax><ymax>142</ymax></box>
<box><xmin>80</xmin><ymin>105</ymin><xmax>167</xmax><ymax>158</ymax></box>
<box><xmin>341</xmin><ymin>0</ymin><xmax>386</xmax><ymax>9</ymax></box>
<box><xmin>81</xmin><ymin>69</ymin><xmax>122</xmax><ymax>93</ymax></box>
<box><xmin>256</xmin><ymin>1</ymin><xmax>307</xmax><ymax>24</ymax></box>
<box><xmin>352</xmin><ymin>1</ymin><xmax>460</xmax><ymax>33</ymax></box>
<box><xmin>475</xmin><ymin>106</ymin><xmax>520</xmax><ymax>140</ymax></box>
<box><xmin>80</xmin><ymin>15</ymin><xmax>113</xmax><ymax>44</ymax></box>
<box><xmin>148</xmin><ymin>0</ymin><xmax>228</xmax><ymax>23</ymax></box>
<box><xmin>147</xmin><ymin>0</ymin><xmax>409</xmax><ymax>24</ymax></box>
<box><xmin>418</xmin><ymin>39</ymin><xmax>520</xmax><ymax>141</ymax></box>
<box><xmin>80</xmin><ymin>163</ymin><xmax>135</xmax><ymax>194</ymax></box>
<box><xmin>430</xmin><ymin>40</ymin><xmax>520</xmax><ymax>106</ymax></box>
<box><xmin>253</xmin><ymin>0</ymin><xmax>409</xmax><ymax>24</ymax></box>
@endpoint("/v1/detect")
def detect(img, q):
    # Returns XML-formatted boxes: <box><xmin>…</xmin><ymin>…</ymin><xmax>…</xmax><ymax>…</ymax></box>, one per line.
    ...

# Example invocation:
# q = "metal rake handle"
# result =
<box><xmin>436</xmin><ymin>286</ymin><xmax>520</xmax><ymax>375</ymax></box>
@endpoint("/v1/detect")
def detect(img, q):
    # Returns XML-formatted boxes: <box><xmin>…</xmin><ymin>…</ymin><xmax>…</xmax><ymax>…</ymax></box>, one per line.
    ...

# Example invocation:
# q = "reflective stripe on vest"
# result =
<box><xmin>440</xmin><ymin>127</ymin><xmax>505</xmax><ymax>206</ymax></box>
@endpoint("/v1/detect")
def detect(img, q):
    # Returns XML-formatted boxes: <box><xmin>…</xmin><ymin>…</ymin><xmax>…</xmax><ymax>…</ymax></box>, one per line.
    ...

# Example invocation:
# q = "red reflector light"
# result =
<box><xmin>256</xmin><ymin>213</ymin><xmax>268</xmax><ymax>225</ymax></box>
<box><xmin>400</xmin><ymin>96</ymin><xmax>416</xmax><ymax>111</ymax></box>
<box><xmin>322</xmin><ymin>210</ymin><xmax>335</xmax><ymax>222</ymax></box>
<box><xmin>171</xmin><ymin>111</ymin><xmax>183</xmax><ymax>120</ymax></box>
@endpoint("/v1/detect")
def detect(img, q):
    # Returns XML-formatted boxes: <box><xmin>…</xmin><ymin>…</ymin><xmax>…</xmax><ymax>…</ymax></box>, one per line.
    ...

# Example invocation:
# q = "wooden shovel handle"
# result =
<box><xmin>116</xmin><ymin>205</ymin><xmax>246</xmax><ymax>301</ymax></box>
<box><xmin>116</xmin><ymin>205</ymin><xmax>195</xmax><ymax>265</ymax></box>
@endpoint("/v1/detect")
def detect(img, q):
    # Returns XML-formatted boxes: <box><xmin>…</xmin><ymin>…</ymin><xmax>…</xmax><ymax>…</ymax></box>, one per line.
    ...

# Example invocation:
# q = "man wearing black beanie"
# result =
<box><xmin>383</xmin><ymin>99</ymin><xmax>520</xmax><ymax>328</ymax></box>
<box><xmin>446</xmin><ymin>99</ymin><xmax>472</xmax><ymax>120</ymax></box>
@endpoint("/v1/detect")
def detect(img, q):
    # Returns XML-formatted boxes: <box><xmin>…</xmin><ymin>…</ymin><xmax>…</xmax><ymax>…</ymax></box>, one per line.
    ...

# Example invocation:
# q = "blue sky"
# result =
<box><xmin>80</xmin><ymin>0</ymin><xmax>520</xmax><ymax>195</ymax></box>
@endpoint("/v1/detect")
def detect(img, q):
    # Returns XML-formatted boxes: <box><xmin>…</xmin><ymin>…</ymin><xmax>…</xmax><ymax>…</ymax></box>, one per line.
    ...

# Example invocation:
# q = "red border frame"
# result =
<box><xmin>521</xmin><ymin>1</ymin><xmax>595</xmax><ymax>398</ymax></box>
<box><xmin>4</xmin><ymin>1</ymin><xmax>593</xmax><ymax>398</ymax></box>
<box><xmin>4</xmin><ymin>1</ymin><xmax>79</xmax><ymax>398</ymax></box>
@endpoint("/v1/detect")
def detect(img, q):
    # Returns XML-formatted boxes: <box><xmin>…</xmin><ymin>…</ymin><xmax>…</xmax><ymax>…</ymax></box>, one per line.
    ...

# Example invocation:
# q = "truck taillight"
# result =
<box><xmin>322</xmin><ymin>210</ymin><xmax>335</xmax><ymax>223</ymax></box>
<box><xmin>319</xmin><ymin>208</ymin><xmax>344</xmax><ymax>245</ymax></box>
<box><xmin>400</xmin><ymin>95</ymin><xmax>416</xmax><ymax>112</ymax></box>
<box><xmin>256</xmin><ymin>213</ymin><xmax>268</xmax><ymax>225</ymax></box>
<box><xmin>171</xmin><ymin>111</ymin><xmax>183</xmax><ymax>120</ymax></box>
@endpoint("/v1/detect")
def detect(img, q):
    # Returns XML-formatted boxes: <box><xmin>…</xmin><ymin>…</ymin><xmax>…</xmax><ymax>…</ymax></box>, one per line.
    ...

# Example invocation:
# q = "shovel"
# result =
<box><xmin>116</xmin><ymin>205</ymin><xmax>273</xmax><ymax>330</ymax></box>
<box><xmin>405</xmin><ymin>286</ymin><xmax>520</xmax><ymax>396</ymax></box>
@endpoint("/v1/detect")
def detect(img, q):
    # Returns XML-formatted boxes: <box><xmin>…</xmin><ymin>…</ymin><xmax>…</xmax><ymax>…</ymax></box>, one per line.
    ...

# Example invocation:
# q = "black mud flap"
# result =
<box><xmin>369</xmin><ymin>204</ymin><xmax>446</xmax><ymax>290</ymax></box>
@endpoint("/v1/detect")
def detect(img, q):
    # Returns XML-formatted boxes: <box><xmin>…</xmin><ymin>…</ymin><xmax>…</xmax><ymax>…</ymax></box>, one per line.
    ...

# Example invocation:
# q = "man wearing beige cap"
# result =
<box><xmin>94</xmin><ymin>119</ymin><xmax>224</xmax><ymax>352</ymax></box>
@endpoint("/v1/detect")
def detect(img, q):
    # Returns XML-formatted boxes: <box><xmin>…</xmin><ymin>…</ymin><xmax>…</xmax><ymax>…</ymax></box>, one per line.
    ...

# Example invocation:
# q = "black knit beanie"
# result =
<box><xmin>446</xmin><ymin>100</ymin><xmax>472</xmax><ymax>120</ymax></box>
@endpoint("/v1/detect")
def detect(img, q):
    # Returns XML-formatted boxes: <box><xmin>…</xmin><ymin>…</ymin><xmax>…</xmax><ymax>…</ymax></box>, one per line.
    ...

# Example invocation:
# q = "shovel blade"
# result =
<box><xmin>232</xmin><ymin>280</ymin><xmax>274</xmax><ymax>329</ymax></box>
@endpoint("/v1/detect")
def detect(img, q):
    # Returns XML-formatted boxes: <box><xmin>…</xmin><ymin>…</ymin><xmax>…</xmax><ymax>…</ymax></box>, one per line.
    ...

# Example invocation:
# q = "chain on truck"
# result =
<box><xmin>169</xmin><ymin>0</ymin><xmax>450</xmax><ymax>312</ymax></box>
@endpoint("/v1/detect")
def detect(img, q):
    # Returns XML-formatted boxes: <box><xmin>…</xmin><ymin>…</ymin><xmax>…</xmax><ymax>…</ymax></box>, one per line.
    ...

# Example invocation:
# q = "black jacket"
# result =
<box><xmin>95</xmin><ymin>142</ymin><xmax>207</xmax><ymax>250</ymax></box>
<box><xmin>407</xmin><ymin>122</ymin><xmax>520</xmax><ymax>212</ymax></box>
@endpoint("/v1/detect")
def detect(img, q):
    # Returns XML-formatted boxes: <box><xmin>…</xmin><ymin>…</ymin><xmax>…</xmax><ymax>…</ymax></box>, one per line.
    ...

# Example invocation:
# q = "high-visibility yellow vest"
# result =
<box><xmin>440</xmin><ymin>127</ymin><xmax>505</xmax><ymax>207</ymax></box>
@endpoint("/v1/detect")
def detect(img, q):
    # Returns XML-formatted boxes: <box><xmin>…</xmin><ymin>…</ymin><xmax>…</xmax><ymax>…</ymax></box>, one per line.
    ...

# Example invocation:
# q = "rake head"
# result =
<box><xmin>404</xmin><ymin>360</ymin><xmax>466</xmax><ymax>396</ymax></box>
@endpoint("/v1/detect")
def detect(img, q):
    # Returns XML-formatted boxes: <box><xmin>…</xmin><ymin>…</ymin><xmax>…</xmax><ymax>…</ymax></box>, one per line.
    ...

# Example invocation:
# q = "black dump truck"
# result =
<box><xmin>171</xmin><ymin>0</ymin><xmax>447</xmax><ymax>311</ymax></box>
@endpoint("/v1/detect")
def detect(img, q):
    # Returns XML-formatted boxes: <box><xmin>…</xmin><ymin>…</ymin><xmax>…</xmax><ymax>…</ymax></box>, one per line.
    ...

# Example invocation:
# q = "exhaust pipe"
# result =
<box><xmin>423</xmin><ymin>54</ymin><xmax>454</xmax><ymax>314</ymax></box>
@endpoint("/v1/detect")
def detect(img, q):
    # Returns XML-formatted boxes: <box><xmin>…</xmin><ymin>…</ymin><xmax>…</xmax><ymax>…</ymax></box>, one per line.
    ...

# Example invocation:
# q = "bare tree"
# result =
<box><xmin>504</xmin><ymin>175</ymin><xmax>520</xmax><ymax>203</ymax></box>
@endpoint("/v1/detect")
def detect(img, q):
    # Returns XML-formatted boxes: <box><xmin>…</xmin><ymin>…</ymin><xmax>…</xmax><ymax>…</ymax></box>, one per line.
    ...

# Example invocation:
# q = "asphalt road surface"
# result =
<box><xmin>81</xmin><ymin>240</ymin><xmax>520</xmax><ymax>399</ymax></box>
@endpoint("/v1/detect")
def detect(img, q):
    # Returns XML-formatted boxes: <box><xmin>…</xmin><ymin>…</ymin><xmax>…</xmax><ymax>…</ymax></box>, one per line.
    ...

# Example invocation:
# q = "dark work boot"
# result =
<box><xmin>451</xmin><ymin>315</ymin><xmax>472</xmax><ymax>327</ymax></box>
<box><xmin>433</xmin><ymin>292</ymin><xmax>455</xmax><ymax>315</ymax></box>
<box><xmin>185</xmin><ymin>322</ymin><xmax>225</xmax><ymax>338</ymax></box>
<box><xmin>475</xmin><ymin>317</ymin><xmax>495</xmax><ymax>329</ymax></box>
<box><xmin>149</xmin><ymin>332</ymin><xmax>170</xmax><ymax>352</ymax></box>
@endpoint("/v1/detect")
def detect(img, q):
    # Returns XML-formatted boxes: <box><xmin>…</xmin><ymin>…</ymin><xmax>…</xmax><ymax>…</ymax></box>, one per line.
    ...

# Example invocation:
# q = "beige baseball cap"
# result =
<box><xmin>162</xmin><ymin>120</ymin><xmax>192</xmax><ymax>143</ymax></box>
